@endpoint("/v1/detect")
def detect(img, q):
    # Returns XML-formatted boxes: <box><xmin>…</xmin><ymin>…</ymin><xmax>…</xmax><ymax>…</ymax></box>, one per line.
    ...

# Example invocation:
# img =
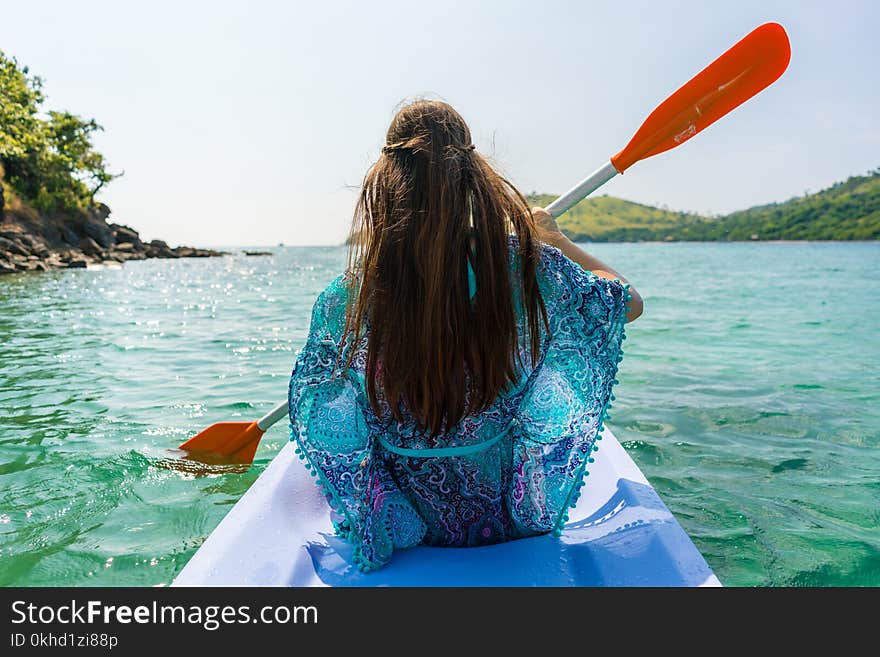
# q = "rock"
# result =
<box><xmin>45</xmin><ymin>254</ymin><xmax>65</xmax><ymax>269</ymax></box>
<box><xmin>110</xmin><ymin>224</ymin><xmax>143</xmax><ymax>248</ymax></box>
<box><xmin>59</xmin><ymin>225</ymin><xmax>80</xmax><ymax>246</ymax></box>
<box><xmin>30</xmin><ymin>242</ymin><xmax>51</xmax><ymax>258</ymax></box>
<box><xmin>109</xmin><ymin>248</ymin><xmax>146</xmax><ymax>261</ymax></box>
<box><xmin>16</xmin><ymin>234</ymin><xmax>52</xmax><ymax>258</ymax></box>
<box><xmin>145</xmin><ymin>239</ymin><xmax>178</xmax><ymax>258</ymax></box>
<box><xmin>183</xmin><ymin>247</ymin><xmax>228</xmax><ymax>258</ymax></box>
<box><xmin>0</xmin><ymin>230</ymin><xmax>23</xmax><ymax>241</ymax></box>
<box><xmin>35</xmin><ymin>221</ymin><xmax>61</xmax><ymax>245</ymax></box>
<box><xmin>15</xmin><ymin>233</ymin><xmax>36</xmax><ymax>248</ymax></box>
<box><xmin>1</xmin><ymin>198</ymin><xmax>226</xmax><ymax>276</ymax></box>
<box><xmin>79</xmin><ymin>236</ymin><xmax>104</xmax><ymax>257</ymax></box>
<box><xmin>82</xmin><ymin>218</ymin><xmax>114</xmax><ymax>248</ymax></box>
<box><xmin>94</xmin><ymin>203</ymin><xmax>111</xmax><ymax>222</ymax></box>
<box><xmin>60</xmin><ymin>249</ymin><xmax>88</xmax><ymax>264</ymax></box>
<box><xmin>0</xmin><ymin>235</ymin><xmax>31</xmax><ymax>257</ymax></box>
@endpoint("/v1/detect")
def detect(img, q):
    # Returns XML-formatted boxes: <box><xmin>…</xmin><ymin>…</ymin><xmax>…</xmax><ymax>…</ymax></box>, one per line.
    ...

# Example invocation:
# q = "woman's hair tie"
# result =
<box><xmin>382</xmin><ymin>141</ymin><xmax>475</xmax><ymax>156</ymax></box>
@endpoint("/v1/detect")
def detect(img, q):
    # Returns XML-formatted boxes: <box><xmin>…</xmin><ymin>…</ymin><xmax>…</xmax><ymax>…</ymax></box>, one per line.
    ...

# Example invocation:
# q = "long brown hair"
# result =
<box><xmin>341</xmin><ymin>99</ymin><xmax>547</xmax><ymax>437</ymax></box>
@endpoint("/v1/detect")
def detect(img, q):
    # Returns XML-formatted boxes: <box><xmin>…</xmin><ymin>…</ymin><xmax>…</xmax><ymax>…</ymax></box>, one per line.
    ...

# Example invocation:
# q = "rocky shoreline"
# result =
<box><xmin>0</xmin><ymin>201</ymin><xmax>227</xmax><ymax>276</ymax></box>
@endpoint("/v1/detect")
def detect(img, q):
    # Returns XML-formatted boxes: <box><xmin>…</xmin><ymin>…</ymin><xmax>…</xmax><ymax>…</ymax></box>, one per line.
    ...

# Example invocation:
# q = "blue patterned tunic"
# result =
<box><xmin>288</xmin><ymin>237</ymin><xmax>630</xmax><ymax>571</ymax></box>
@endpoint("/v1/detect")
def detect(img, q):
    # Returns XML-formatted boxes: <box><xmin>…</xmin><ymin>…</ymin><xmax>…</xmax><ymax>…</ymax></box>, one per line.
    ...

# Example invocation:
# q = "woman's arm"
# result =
<box><xmin>532</xmin><ymin>207</ymin><xmax>644</xmax><ymax>323</ymax></box>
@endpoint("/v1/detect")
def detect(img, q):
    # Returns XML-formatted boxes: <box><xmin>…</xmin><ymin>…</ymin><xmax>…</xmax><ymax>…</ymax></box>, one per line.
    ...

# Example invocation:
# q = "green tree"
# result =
<box><xmin>0</xmin><ymin>50</ymin><xmax>120</xmax><ymax>211</ymax></box>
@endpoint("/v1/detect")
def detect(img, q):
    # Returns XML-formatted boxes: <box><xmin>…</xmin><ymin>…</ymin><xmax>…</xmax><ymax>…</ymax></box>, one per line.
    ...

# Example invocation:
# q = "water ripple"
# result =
<box><xmin>1</xmin><ymin>242</ymin><xmax>878</xmax><ymax>586</ymax></box>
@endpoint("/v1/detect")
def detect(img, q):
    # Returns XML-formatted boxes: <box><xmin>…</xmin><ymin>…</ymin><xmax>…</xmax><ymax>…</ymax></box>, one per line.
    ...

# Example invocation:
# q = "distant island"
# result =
<box><xmin>530</xmin><ymin>169</ymin><xmax>879</xmax><ymax>242</ymax></box>
<box><xmin>0</xmin><ymin>50</ymin><xmax>225</xmax><ymax>277</ymax></box>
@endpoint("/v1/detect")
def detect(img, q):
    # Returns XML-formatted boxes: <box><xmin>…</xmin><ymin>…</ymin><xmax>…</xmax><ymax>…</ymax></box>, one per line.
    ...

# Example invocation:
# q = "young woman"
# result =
<box><xmin>288</xmin><ymin>99</ymin><xmax>643</xmax><ymax>572</ymax></box>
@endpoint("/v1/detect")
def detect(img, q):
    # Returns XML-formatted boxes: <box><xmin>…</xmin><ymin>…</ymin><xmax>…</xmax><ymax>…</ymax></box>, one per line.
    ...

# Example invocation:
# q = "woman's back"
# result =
<box><xmin>288</xmin><ymin>235</ymin><xmax>630</xmax><ymax>570</ymax></box>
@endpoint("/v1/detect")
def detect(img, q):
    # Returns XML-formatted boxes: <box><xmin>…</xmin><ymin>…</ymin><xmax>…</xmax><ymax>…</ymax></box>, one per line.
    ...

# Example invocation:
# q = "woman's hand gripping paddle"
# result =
<box><xmin>177</xmin><ymin>22</ymin><xmax>790</xmax><ymax>464</ymax></box>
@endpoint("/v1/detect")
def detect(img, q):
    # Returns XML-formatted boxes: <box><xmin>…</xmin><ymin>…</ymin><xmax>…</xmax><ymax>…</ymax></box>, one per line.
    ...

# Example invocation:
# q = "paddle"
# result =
<box><xmin>177</xmin><ymin>401</ymin><xmax>289</xmax><ymax>463</ymax></box>
<box><xmin>546</xmin><ymin>22</ymin><xmax>790</xmax><ymax>216</ymax></box>
<box><xmin>178</xmin><ymin>22</ymin><xmax>791</xmax><ymax>464</ymax></box>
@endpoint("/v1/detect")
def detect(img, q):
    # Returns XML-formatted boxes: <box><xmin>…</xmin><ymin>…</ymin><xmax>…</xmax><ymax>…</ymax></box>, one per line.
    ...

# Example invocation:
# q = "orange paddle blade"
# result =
<box><xmin>611</xmin><ymin>22</ymin><xmax>791</xmax><ymax>172</ymax></box>
<box><xmin>178</xmin><ymin>421</ymin><xmax>264</xmax><ymax>464</ymax></box>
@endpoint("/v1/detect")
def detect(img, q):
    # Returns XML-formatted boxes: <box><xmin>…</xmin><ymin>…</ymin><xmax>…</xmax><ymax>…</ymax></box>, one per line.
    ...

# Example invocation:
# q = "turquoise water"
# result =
<box><xmin>1</xmin><ymin>243</ymin><xmax>878</xmax><ymax>586</ymax></box>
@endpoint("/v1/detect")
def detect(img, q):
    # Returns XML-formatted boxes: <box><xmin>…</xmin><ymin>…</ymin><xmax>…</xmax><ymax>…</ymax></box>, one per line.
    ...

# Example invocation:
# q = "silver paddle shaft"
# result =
<box><xmin>544</xmin><ymin>161</ymin><xmax>619</xmax><ymax>218</ymax></box>
<box><xmin>257</xmin><ymin>400</ymin><xmax>290</xmax><ymax>432</ymax></box>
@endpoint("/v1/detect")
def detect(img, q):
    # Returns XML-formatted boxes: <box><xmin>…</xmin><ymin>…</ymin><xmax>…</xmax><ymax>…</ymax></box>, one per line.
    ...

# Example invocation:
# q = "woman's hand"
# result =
<box><xmin>531</xmin><ymin>205</ymin><xmax>643</xmax><ymax>322</ymax></box>
<box><xmin>531</xmin><ymin>206</ymin><xmax>564</xmax><ymax>246</ymax></box>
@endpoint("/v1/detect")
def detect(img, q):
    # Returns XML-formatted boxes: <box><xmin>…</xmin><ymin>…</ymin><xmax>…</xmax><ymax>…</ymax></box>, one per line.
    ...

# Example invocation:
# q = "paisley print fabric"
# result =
<box><xmin>288</xmin><ymin>237</ymin><xmax>630</xmax><ymax>572</ymax></box>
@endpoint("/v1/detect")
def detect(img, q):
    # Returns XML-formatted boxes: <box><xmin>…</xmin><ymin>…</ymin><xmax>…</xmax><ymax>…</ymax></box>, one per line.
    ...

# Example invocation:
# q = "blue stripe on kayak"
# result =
<box><xmin>305</xmin><ymin>478</ymin><xmax>717</xmax><ymax>587</ymax></box>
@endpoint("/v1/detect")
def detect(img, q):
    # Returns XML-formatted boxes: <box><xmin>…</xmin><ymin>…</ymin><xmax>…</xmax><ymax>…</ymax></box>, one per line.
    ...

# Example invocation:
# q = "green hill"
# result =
<box><xmin>527</xmin><ymin>193</ymin><xmax>708</xmax><ymax>242</ymax></box>
<box><xmin>688</xmin><ymin>171</ymin><xmax>880</xmax><ymax>241</ymax></box>
<box><xmin>531</xmin><ymin>169</ymin><xmax>880</xmax><ymax>242</ymax></box>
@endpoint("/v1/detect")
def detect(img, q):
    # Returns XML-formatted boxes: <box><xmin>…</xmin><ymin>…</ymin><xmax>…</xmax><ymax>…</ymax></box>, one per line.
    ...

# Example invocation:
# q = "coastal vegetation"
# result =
<box><xmin>0</xmin><ymin>51</ymin><xmax>223</xmax><ymax>276</ymax></box>
<box><xmin>0</xmin><ymin>50</ymin><xmax>118</xmax><ymax>212</ymax></box>
<box><xmin>531</xmin><ymin>169</ymin><xmax>880</xmax><ymax>242</ymax></box>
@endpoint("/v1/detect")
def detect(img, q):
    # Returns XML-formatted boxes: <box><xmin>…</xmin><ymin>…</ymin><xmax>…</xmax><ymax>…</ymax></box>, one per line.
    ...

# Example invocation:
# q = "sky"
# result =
<box><xmin>1</xmin><ymin>1</ymin><xmax>877</xmax><ymax>246</ymax></box>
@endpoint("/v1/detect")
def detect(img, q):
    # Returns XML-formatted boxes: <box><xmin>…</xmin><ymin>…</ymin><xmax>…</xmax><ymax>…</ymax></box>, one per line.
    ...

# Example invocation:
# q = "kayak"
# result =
<box><xmin>173</xmin><ymin>427</ymin><xmax>721</xmax><ymax>587</ymax></box>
